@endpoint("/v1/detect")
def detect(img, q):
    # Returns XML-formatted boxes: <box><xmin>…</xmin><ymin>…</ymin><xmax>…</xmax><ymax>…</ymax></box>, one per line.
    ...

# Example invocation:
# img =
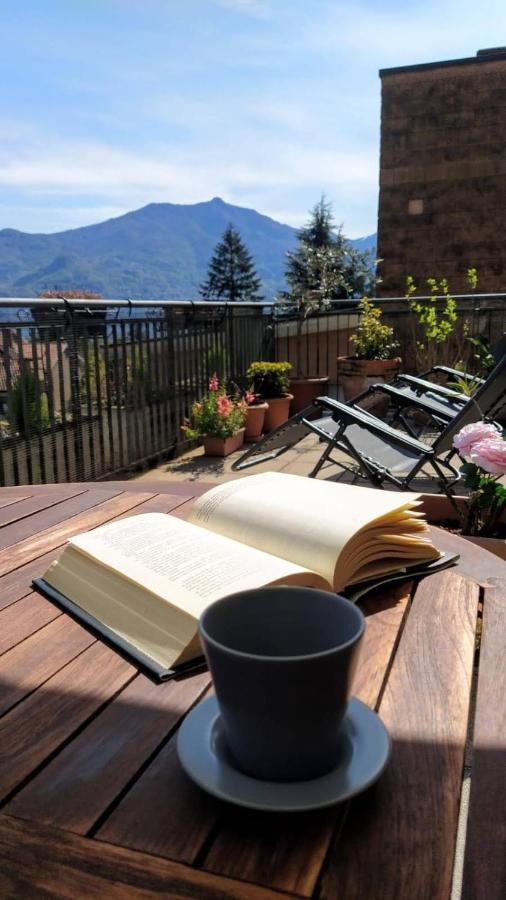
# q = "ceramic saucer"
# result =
<box><xmin>176</xmin><ymin>696</ymin><xmax>390</xmax><ymax>812</ymax></box>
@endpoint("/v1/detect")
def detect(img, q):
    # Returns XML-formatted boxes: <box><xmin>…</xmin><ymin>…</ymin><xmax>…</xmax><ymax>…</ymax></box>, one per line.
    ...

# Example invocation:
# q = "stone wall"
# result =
<box><xmin>377</xmin><ymin>52</ymin><xmax>506</xmax><ymax>296</ymax></box>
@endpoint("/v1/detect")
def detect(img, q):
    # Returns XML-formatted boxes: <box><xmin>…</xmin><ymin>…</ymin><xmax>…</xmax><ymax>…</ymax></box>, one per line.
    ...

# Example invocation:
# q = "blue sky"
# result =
<box><xmin>1</xmin><ymin>0</ymin><xmax>506</xmax><ymax>237</ymax></box>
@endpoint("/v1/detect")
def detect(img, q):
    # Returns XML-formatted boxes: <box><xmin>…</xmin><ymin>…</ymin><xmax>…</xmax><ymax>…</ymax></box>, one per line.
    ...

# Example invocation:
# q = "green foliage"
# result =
<box><xmin>200</xmin><ymin>225</ymin><xmax>263</xmax><ymax>302</ymax></box>
<box><xmin>204</xmin><ymin>341</ymin><xmax>229</xmax><ymax>381</ymax></box>
<box><xmin>459</xmin><ymin>462</ymin><xmax>506</xmax><ymax>536</ymax></box>
<box><xmin>183</xmin><ymin>377</ymin><xmax>247</xmax><ymax>439</ymax></box>
<box><xmin>468</xmin><ymin>334</ymin><xmax>496</xmax><ymax>376</ymax></box>
<box><xmin>80</xmin><ymin>354</ymin><xmax>108</xmax><ymax>405</ymax></box>
<box><xmin>8</xmin><ymin>367</ymin><xmax>50</xmax><ymax>436</ymax></box>
<box><xmin>127</xmin><ymin>347</ymin><xmax>154</xmax><ymax>404</ymax></box>
<box><xmin>281</xmin><ymin>197</ymin><xmax>374</xmax><ymax>312</ymax></box>
<box><xmin>245</xmin><ymin>361</ymin><xmax>292</xmax><ymax>398</ymax></box>
<box><xmin>405</xmin><ymin>270</ymin><xmax>477</xmax><ymax>370</ymax></box>
<box><xmin>278</xmin><ymin>198</ymin><xmax>375</xmax><ymax>376</ymax></box>
<box><xmin>350</xmin><ymin>297</ymin><xmax>399</xmax><ymax>360</ymax></box>
<box><xmin>448</xmin><ymin>373</ymin><xmax>481</xmax><ymax>397</ymax></box>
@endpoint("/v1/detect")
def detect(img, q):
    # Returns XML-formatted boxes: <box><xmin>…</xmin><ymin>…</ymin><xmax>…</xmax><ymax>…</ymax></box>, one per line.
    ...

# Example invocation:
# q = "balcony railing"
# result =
<box><xmin>0</xmin><ymin>293</ymin><xmax>504</xmax><ymax>486</ymax></box>
<box><xmin>0</xmin><ymin>299</ymin><xmax>274</xmax><ymax>485</ymax></box>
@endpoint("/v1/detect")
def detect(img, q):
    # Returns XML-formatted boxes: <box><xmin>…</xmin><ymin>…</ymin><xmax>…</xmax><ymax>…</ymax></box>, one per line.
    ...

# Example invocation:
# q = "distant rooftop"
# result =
<box><xmin>380</xmin><ymin>47</ymin><xmax>506</xmax><ymax>77</ymax></box>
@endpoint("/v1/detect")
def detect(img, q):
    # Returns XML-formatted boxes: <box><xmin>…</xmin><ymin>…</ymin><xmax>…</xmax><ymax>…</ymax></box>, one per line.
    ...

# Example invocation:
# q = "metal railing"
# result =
<box><xmin>274</xmin><ymin>293</ymin><xmax>506</xmax><ymax>380</ymax></box>
<box><xmin>0</xmin><ymin>292</ymin><xmax>505</xmax><ymax>486</ymax></box>
<box><xmin>0</xmin><ymin>299</ymin><xmax>274</xmax><ymax>485</ymax></box>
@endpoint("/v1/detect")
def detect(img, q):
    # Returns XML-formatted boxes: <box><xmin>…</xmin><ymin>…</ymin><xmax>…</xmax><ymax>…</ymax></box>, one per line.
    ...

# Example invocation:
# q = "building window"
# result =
<box><xmin>408</xmin><ymin>198</ymin><xmax>424</xmax><ymax>215</ymax></box>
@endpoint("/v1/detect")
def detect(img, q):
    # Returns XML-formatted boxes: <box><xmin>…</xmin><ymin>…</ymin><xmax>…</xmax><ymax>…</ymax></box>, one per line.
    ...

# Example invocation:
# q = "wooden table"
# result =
<box><xmin>0</xmin><ymin>481</ymin><xmax>504</xmax><ymax>900</ymax></box>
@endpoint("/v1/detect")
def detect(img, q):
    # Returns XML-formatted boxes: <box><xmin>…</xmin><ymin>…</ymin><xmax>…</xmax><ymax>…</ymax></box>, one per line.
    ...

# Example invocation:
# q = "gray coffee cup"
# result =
<box><xmin>199</xmin><ymin>586</ymin><xmax>365</xmax><ymax>782</ymax></box>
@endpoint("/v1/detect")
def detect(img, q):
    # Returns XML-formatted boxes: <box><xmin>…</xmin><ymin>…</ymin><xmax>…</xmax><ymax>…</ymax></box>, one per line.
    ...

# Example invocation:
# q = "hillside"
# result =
<box><xmin>0</xmin><ymin>198</ymin><xmax>376</xmax><ymax>300</ymax></box>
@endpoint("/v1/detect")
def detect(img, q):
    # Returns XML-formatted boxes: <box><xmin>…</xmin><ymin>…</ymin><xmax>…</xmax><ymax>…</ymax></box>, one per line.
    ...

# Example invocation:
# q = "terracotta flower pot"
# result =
<box><xmin>289</xmin><ymin>377</ymin><xmax>330</xmax><ymax>414</ymax></box>
<box><xmin>336</xmin><ymin>357</ymin><xmax>402</xmax><ymax>403</ymax></box>
<box><xmin>202</xmin><ymin>429</ymin><xmax>245</xmax><ymax>458</ymax></box>
<box><xmin>263</xmin><ymin>394</ymin><xmax>294</xmax><ymax>432</ymax></box>
<box><xmin>244</xmin><ymin>402</ymin><xmax>268</xmax><ymax>443</ymax></box>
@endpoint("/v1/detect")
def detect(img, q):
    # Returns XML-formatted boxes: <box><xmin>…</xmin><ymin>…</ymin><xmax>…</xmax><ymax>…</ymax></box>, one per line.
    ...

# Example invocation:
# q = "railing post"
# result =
<box><xmin>65</xmin><ymin>308</ymin><xmax>85</xmax><ymax>481</ymax></box>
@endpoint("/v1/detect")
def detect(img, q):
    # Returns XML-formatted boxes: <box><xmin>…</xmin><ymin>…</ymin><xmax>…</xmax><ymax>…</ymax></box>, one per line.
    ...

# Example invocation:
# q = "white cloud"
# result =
<box><xmin>0</xmin><ymin>121</ymin><xmax>379</xmax><ymax>235</ymax></box>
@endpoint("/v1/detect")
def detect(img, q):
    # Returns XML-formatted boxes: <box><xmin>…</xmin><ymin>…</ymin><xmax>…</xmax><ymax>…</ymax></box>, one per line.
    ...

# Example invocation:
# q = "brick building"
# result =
<box><xmin>377</xmin><ymin>48</ymin><xmax>506</xmax><ymax>296</ymax></box>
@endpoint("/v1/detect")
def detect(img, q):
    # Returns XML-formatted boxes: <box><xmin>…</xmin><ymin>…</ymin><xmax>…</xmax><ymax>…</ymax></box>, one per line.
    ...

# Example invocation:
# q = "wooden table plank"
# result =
<box><xmin>7</xmin><ymin>671</ymin><xmax>211</xmax><ymax>833</ymax></box>
<box><xmin>462</xmin><ymin>579</ymin><xmax>506</xmax><ymax>900</ymax></box>
<box><xmin>0</xmin><ymin>616</ymin><xmax>96</xmax><ymax>718</ymax></box>
<box><xmin>430</xmin><ymin>526</ymin><xmax>506</xmax><ymax>587</ymax></box>
<box><xmin>0</xmin><ymin>493</ymin><xmax>31</xmax><ymax>509</ymax></box>
<box><xmin>97</xmin><ymin>722</ymin><xmax>220</xmax><ymax>864</ymax></box>
<box><xmin>319</xmin><ymin>570</ymin><xmax>479</xmax><ymax>900</ymax></box>
<box><xmin>0</xmin><ymin>486</ymin><xmax>85</xmax><ymax>533</ymax></box>
<box><xmin>0</xmin><ymin>486</ymin><xmax>121</xmax><ymax>553</ymax></box>
<box><xmin>0</xmin><ymin>814</ymin><xmax>285</xmax><ymax>900</ymax></box>
<box><xmin>101</xmin><ymin>480</ymin><xmax>211</xmax><ymax>497</ymax></box>
<box><xmin>0</xmin><ymin>490</ymin><xmax>155</xmax><ymax>577</ymax></box>
<box><xmin>0</xmin><ymin>548</ymin><xmax>70</xmax><ymax>611</ymax></box>
<box><xmin>201</xmin><ymin>586</ymin><xmax>411</xmax><ymax>897</ymax></box>
<box><xmin>0</xmin><ymin>590</ymin><xmax>61</xmax><ymax>655</ymax></box>
<box><xmin>0</xmin><ymin>641</ymin><xmax>135</xmax><ymax>803</ymax></box>
<box><xmin>0</xmin><ymin>489</ymin><xmax>195</xmax><ymax>613</ymax></box>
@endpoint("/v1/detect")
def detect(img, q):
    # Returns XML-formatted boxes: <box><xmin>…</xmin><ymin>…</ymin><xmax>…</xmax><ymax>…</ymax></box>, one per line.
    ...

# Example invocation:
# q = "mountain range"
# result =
<box><xmin>0</xmin><ymin>198</ymin><xmax>377</xmax><ymax>301</ymax></box>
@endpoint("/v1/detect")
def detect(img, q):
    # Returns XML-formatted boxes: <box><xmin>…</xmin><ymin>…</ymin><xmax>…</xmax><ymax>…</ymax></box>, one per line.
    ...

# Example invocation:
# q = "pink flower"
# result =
<box><xmin>245</xmin><ymin>390</ymin><xmax>256</xmax><ymax>405</ymax></box>
<box><xmin>470</xmin><ymin>438</ymin><xmax>506</xmax><ymax>475</ymax></box>
<box><xmin>217</xmin><ymin>395</ymin><xmax>232</xmax><ymax>416</ymax></box>
<box><xmin>452</xmin><ymin>422</ymin><xmax>501</xmax><ymax>460</ymax></box>
<box><xmin>208</xmin><ymin>375</ymin><xmax>219</xmax><ymax>391</ymax></box>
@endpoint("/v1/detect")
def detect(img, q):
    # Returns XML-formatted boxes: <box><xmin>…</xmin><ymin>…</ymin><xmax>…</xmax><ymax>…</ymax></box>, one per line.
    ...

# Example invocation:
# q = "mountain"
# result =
<box><xmin>0</xmin><ymin>199</ymin><xmax>377</xmax><ymax>301</ymax></box>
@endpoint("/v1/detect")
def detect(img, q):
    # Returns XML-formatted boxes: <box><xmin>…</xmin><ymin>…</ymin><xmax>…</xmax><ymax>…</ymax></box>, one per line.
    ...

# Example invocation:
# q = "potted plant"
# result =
<box><xmin>246</xmin><ymin>361</ymin><xmax>293</xmax><ymax>432</ymax></box>
<box><xmin>182</xmin><ymin>375</ymin><xmax>247</xmax><ymax>457</ymax></box>
<box><xmin>420</xmin><ymin>421</ymin><xmax>506</xmax><ymax>560</ymax></box>
<box><xmin>337</xmin><ymin>297</ymin><xmax>401</xmax><ymax>402</ymax></box>
<box><xmin>241</xmin><ymin>387</ymin><xmax>269</xmax><ymax>443</ymax></box>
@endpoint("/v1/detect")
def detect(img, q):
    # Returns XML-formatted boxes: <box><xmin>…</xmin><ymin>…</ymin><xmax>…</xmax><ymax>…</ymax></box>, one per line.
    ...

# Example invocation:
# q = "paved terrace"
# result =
<box><xmin>132</xmin><ymin>432</ymin><xmax>452</xmax><ymax>493</ymax></box>
<box><xmin>133</xmin><ymin>433</ymin><xmax>327</xmax><ymax>486</ymax></box>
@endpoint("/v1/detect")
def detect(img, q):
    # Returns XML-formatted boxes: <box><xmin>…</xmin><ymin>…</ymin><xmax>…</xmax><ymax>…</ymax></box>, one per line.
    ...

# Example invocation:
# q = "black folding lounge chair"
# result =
<box><xmin>232</xmin><ymin>353</ymin><xmax>506</xmax><ymax>494</ymax></box>
<box><xmin>373</xmin><ymin>334</ymin><xmax>506</xmax><ymax>433</ymax></box>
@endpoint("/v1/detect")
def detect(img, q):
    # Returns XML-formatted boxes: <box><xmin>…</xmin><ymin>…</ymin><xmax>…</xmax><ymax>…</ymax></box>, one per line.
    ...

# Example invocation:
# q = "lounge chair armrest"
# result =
<box><xmin>313</xmin><ymin>397</ymin><xmax>434</xmax><ymax>454</ymax></box>
<box><xmin>395</xmin><ymin>374</ymin><xmax>468</xmax><ymax>400</ymax></box>
<box><xmin>365</xmin><ymin>383</ymin><xmax>456</xmax><ymax>419</ymax></box>
<box><xmin>427</xmin><ymin>365</ymin><xmax>484</xmax><ymax>386</ymax></box>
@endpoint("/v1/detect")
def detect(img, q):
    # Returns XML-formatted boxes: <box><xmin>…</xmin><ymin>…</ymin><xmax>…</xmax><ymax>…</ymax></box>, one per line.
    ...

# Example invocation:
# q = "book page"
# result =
<box><xmin>62</xmin><ymin>512</ymin><xmax>328</xmax><ymax>614</ymax></box>
<box><xmin>189</xmin><ymin>472</ymin><xmax>426</xmax><ymax>588</ymax></box>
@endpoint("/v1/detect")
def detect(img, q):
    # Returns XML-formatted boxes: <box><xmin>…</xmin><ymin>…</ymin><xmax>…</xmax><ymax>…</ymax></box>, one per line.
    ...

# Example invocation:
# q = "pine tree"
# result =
<box><xmin>200</xmin><ymin>225</ymin><xmax>263</xmax><ymax>302</ymax></box>
<box><xmin>283</xmin><ymin>197</ymin><xmax>373</xmax><ymax>304</ymax></box>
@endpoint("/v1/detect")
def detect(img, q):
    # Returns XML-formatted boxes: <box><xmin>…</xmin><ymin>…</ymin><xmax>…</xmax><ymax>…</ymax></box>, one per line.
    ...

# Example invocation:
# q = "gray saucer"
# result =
<box><xmin>176</xmin><ymin>696</ymin><xmax>390</xmax><ymax>812</ymax></box>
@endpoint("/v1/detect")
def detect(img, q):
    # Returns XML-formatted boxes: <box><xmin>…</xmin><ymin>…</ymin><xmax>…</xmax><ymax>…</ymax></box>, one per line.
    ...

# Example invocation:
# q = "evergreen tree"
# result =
<box><xmin>200</xmin><ymin>225</ymin><xmax>263</xmax><ymax>302</ymax></box>
<box><xmin>283</xmin><ymin>197</ymin><xmax>374</xmax><ymax>304</ymax></box>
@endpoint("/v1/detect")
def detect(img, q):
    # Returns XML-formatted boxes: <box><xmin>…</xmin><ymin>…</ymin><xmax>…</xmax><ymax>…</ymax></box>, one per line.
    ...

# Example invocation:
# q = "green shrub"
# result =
<box><xmin>8</xmin><ymin>368</ymin><xmax>50</xmax><ymax>436</ymax></box>
<box><xmin>245</xmin><ymin>361</ymin><xmax>292</xmax><ymax>398</ymax></box>
<box><xmin>349</xmin><ymin>297</ymin><xmax>399</xmax><ymax>360</ymax></box>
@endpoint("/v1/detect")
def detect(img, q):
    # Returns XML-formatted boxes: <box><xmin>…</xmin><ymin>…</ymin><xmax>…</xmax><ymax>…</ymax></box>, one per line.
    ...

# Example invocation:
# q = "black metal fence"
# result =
<box><xmin>0</xmin><ymin>293</ymin><xmax>505</xmax><ymax>486</ymax></box>
<box><xmin>274</xmin><ymin>293</ymin><xmax>506</xmax><ymax>381</ymax></box>
<box><xmin>0</xmin><ymin>299</ymin><xmax>274</xmax><ymax>485</ymax></box>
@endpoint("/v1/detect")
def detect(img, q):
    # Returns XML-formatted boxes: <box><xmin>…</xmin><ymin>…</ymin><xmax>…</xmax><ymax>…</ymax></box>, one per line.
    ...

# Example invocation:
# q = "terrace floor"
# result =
<box><xmin>132</xmin><ymin>433</ymin><xmax>449</xmax><ymax>493</ymax></box>
<box><xmin>133</xmin><ymin>433</ymin><xmax>327</xmax><ymax>486</ymax></box>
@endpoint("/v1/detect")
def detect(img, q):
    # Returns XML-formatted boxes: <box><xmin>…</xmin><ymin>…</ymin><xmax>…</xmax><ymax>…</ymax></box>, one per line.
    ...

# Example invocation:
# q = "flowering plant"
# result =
<box><xmin>183</xmin><ymin>375</ymin><xmax>247</xmax><ymax>439</ymax></box>
<box><xmin>453</xmin><ymin>422</ymin><xmax>506</xmax><ymax>536</ymax></box>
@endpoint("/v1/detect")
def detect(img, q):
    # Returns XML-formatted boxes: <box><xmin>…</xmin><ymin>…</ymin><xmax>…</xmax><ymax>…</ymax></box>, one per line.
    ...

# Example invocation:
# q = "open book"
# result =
<box><xmin>36</xmin><ymin>473</ymin><xmax>443</xmax><ymax>680</ymax></box>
